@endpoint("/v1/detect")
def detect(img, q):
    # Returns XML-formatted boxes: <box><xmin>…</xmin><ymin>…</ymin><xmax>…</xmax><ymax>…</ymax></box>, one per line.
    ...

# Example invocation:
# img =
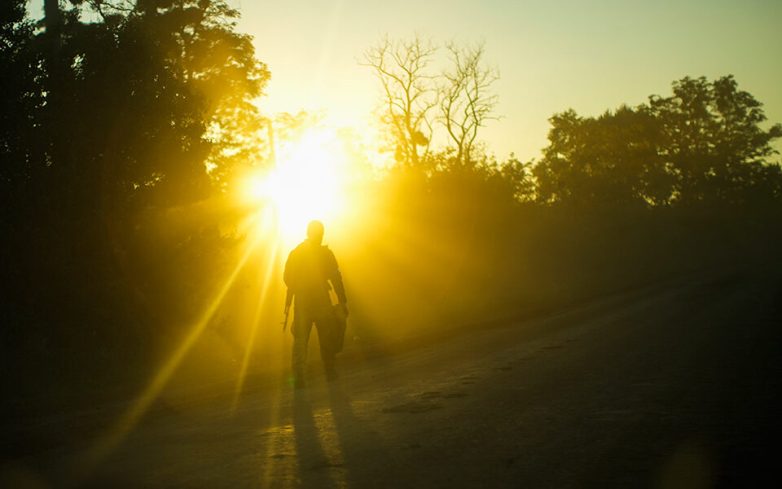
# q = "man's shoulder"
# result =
<box><xmin>288</xmin><ymin>241</ymin><xmax>336</xmax><ymax>261</ymax></box>
<box><xmin>290</xmin><ymin>240</ymin><xmax>310</xmax><ymax>254</ymax></box>
<box><xmin>286</xmin><ymin>241</ymin><xmax>309</xmax><ymax>262</ymax></box>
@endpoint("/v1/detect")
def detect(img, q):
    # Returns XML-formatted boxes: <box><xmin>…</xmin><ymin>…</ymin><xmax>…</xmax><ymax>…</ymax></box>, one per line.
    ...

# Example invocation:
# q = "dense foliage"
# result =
<box><xmin>1</xmin><ymin>0</ymin><xmax>269</xmax><ymax>413</ymax></box>
<box><xmin>534</xmin><ymin>76</ymin><xmax>782</xmax><ymax>207</ymax></box>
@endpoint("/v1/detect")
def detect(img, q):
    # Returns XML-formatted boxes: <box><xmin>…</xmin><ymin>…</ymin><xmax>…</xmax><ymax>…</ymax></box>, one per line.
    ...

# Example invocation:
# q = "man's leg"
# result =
<box><xmin>315</xmin><ymin>314</ymin><xmax>338</xmax><ymax>380</ymax></box>
<box><xmin>291</xmin><ymin>308</ymin><xmax>313</xmax><ymax>387</ymax></box>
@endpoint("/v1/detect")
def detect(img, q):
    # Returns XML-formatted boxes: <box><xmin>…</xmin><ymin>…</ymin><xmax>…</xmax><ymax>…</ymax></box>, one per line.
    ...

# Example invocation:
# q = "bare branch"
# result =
<box><xmin>438</xmin><ymin>42</ymin><xmax>499</xmax><ymax>166</ymax></box>
<box><xmin>361</xmin><ymin>35</ymin><xmax>438</xmax><ymax>166</ymax></box>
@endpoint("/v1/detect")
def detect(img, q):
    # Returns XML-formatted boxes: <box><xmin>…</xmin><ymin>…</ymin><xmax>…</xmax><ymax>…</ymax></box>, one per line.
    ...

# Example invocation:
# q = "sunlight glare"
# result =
<box><xmin>243</xmin><ymin>128</ymin><xmax>348</xmax><ymax>244</ymax></box>
<box><xmin>79</xmin><ymin>226</ymin><xmax>265</xmax><ymax>479</ymax></box>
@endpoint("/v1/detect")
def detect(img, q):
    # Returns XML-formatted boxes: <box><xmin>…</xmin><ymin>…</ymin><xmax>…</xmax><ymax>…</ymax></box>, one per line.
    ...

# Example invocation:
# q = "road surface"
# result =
<box><xmin>4</xmin><ymin>270</ymin><xmax>782</xmax><ymax>488</ymax></box>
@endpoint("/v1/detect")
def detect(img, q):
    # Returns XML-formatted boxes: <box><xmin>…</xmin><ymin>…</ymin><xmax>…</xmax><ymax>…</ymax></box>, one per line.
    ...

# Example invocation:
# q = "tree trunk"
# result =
<box><xmin>43</xmin><ymin>0</ymin><xmax>61</xmax><ymax>35</ymax></box>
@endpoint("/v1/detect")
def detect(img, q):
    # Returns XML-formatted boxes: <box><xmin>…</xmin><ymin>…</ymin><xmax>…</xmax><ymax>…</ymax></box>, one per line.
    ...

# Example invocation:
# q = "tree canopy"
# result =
<box><xmin>534</xmin><ymin>76</ymin><xmax>782</xmax><ymax>207</ymax></box>
<box><xmin>0</xmin><ymin>0</ymin><xmax>269</xmax><ymax>218</ymax></box>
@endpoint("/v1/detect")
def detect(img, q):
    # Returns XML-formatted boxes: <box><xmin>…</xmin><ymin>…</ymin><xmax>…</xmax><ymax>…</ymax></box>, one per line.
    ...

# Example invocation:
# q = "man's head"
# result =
<box><xmin>306</xmin><ymin>220</ymin><xmax>325</xmax><ymax>245</ymax></box>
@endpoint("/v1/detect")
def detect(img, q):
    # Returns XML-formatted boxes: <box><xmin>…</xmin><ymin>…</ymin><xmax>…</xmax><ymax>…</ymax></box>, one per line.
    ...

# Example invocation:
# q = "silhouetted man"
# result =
<box><xmin>284</xmin><ymin>220</ymin><xmax>348</xmax><ymax>388</ymax></box>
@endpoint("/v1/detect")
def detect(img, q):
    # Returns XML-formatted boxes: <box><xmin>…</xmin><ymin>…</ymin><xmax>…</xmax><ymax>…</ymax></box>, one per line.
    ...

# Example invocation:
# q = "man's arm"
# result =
<box><xmin>325</xmin><ymin>248</ymin><xmax>347</xmax><ymax>305</ymax></box>
<box><xmin>283</xmin><ymin>249</ymin><xmax>295</xmax><ymax>289</ymax></box>
<box><xmin>283</xmin><ymin>250</ymin><xmax>296</xmax><ymax>317</ymax></box>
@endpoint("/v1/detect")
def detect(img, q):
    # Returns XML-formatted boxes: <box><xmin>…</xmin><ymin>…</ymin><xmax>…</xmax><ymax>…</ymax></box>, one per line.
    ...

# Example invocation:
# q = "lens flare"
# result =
<box><xmin>243</xmin><ymin>128</ymin><xmax>348</xmax><ymax>244</ymax></box>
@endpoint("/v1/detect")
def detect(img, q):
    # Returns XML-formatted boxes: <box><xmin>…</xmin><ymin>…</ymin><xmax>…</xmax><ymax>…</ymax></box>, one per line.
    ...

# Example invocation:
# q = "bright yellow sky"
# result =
<box><xmin>234</xmin><ymin>0</ymin><xmax>782</xmax><ymax>161</ymax></box>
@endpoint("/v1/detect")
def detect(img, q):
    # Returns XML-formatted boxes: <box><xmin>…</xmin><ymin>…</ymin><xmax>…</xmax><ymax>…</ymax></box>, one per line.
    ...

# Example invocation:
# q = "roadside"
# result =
<box><xmin>5</xmin><ymin>269</ymin><xmax>778</xmax><ymax>487</ymax></box>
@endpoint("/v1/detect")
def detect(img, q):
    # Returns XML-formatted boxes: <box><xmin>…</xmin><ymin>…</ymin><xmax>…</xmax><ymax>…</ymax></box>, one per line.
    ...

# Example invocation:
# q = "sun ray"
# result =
<box><xmin>231</xmin><ymin>236</ymin><xmax>281</xmax><ymax>413</ymax></box>
<box><xmin>77</xmin><ymin>219</ymin><xmax>266</xmax><ymax>478</ymax></box>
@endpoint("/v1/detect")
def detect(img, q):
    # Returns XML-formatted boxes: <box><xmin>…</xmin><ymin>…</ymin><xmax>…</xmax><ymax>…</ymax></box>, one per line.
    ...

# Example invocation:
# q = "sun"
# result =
<box><xmin>242</xmin><ymin>128</ymin><xmax>348</xmax><ymax>244</ymax></box>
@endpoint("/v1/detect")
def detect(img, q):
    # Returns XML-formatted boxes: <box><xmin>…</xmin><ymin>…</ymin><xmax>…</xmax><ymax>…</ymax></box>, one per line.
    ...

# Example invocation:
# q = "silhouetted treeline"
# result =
<box><xmin>347</xmin><ymin>75</ymin><xmax>781</xmax><ymax>341</ymax></box>
<box><xmin>534</xmin><ymin>76</ymin><xmax>782</xmax><ymax>207</ymax></box>
<box><xmin>2</xmin><ymin>2</ymin><xmax>782</xmax><ymax>423</ymax></box>
<box><xmin>342</xmin><ymin>153</ymin><xmax>782</xmax><ymax>345</ymax></box>
<box><xmin>1</xmin><ymin>0</ymin><xmax>268</xmax><ymax>417</ymax></box>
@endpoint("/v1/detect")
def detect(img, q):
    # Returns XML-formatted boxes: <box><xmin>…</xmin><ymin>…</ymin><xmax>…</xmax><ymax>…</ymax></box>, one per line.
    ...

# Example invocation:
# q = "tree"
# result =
<box><xmin>362</xmin><ymin>36</ymin><xmax>437</xmax><ymax>166</ymax></box>
<box><xmin>648</xmin><ymin>75</ymin><xmax>782</xmax><ymax>204</ymax></box>
<box><xmin>534</xmin><ymin>106</ymin><xmax>670</xmax><ymax>206</ymax></box>
<box><xmin>533</xmin><ymin>76</ymin><xmax>782</xmax><ymax>207</ymax></box>
<box><xmin>75</xmin><ymin>0</ymin><xmax>270</xmax><ymax>200</ymax></box>
<box><xmin>1</xmin><ymin>0</ymin><xmax>272</xmax><ymax>380</ymax></box>
<box><xmin>498</xmin><ymin>154</ymin><xmax>535</xmax><ymax>203</ymax></box>
<box><xmin>0</xmin><ymin>0</ymin><xmax>43</xmax><ymax>206</ymax></box>
<box><xmin>438</xmin><ymin>42</ymin><xmax>499</xmax><ymax>167</ymax></box>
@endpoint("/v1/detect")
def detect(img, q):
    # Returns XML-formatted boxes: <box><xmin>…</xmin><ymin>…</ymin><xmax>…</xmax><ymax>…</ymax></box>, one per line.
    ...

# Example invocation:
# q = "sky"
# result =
<box><xmin>232</xmin><ymin>0</ymin><xmax>782</xmax><ymax>161</ymax></box>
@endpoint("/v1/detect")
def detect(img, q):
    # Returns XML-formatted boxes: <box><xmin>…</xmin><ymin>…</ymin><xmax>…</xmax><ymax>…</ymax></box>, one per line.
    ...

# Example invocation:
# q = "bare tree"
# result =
<box><xmin>439</xmin><ymin>43</ymin><xmax>499</xmax><ymax>166</ymax></box>
<box><xmin>362</xmin><ymin>36</ymin><xmax>438</xmax><ymax>166</ymax></box>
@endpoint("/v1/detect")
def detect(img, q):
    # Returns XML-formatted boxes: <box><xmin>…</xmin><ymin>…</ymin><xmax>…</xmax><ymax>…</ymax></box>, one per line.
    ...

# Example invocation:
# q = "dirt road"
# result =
<box><xmin>6</xmin><ymin>270</ymin><xmax>782</xmax><ymax>488</ymax></box>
